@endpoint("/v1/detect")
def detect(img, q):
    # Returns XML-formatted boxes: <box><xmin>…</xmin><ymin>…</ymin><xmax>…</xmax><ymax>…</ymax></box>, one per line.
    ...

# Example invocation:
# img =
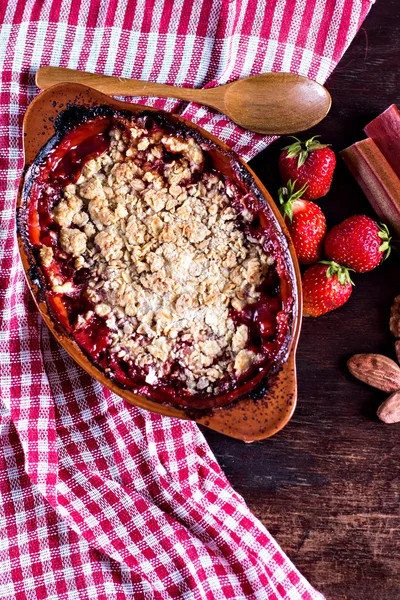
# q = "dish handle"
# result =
<box><xmin>196</xmin><ymin>348</ymin><xmax>298</xmax><ymax>442</ymax></box>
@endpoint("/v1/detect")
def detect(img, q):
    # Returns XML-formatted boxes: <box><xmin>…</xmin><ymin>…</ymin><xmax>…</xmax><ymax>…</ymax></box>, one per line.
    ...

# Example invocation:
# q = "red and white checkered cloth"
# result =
<box><xmin>0</xmin><ymin>0</ymin><xmax>373</xmax><ymax>598</ymax></box>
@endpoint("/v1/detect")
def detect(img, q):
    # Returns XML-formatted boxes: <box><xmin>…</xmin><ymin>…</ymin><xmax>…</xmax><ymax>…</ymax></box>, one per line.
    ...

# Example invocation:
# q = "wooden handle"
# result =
<box><xmin>35</xmin><ymin>66</ymin><xmax>223</xmax><ymax>109</ymax></box>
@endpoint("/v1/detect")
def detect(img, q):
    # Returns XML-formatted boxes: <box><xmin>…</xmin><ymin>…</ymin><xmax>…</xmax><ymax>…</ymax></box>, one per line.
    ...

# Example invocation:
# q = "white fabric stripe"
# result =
<box><xmin>1</xmin><ymin>0</ymin><xmax>18</xmax><ymax>34</ymax></box>
<box><xmin>120</xmin><ymin>31</ymin><xmax>142</xmax><ymax>78</ymax></box>
<box><xmin>251</xmin><ymin>0</ymin><xmax>266</xmax><ymax>36</ymax></box>
<box><xmin>140</xmin><ymin>32</ymin><xmax>160</xmax><ymax>80</ymax></box>
<box><xmin>30</xmin><ymin>21</ymin><xmax>50</xmax><ymax>70</ymax></box>
<box><xmin>10</xmin><ymin>22</ymin><xmax>29</xmax><ymax>74</ymax></box>
<box><xmin>150</xmin><ymin>0</ymin><xmax>165</xmax><ymax>32</ymax></box>
<box><xmin>105</xmin><ymin>25</ymin><xmax>123</xmax><ymax>74</ymax></box>
<box><xmin>227</xmin><ymin>0</ymin><xmax>253</xmax><ymax>80</ymax></box>
<box><xmin>315</xmin><ymin>0</ymin><xmax>347</xmax><ymax>81</ymax></box>
<box><xmin>205</xmin><ymin>0</ymin><xmax>221</xmax><ymax>38</ymax></box>
<box><xmin>191</xmin><ymin>37</ymin><xmax>213</xmax><ymax>86</ymax></box>
<box><xmin>84</xmin><ymin>26</ymin><xmax>106</xmax><ymax>73</ymax></box>
<box><xmin>59</xmin><ymin>0</ymin><xmax>75</xmax><ymax>21</ymax></box>
<box><xmin>103</xmin><ymin>0</ymin><xmax>128</xmax><ymax>72</ymax></box>
<box><xmin>298</xmin><ymin>47</ymin><xmax>315</xmax><ymax>77</ymax></box>
<box><xmin>241</xmin><ymin>36</ymin><xmax>262</xmax><ymax>76</ymax></box>
<box><xmin>245</xmin><ymin>0</ymin><xmax>268</xmax><ymax>76</ymax></box>
<box><xmin>205</xmin><ymin>0</ymin><xmax>236</xmax><ymax>80</ymax></box>
<box><xmin>172</xmin><ymin>0</ymin><xmax>208</xmax><ymax>87</ymax></box>
<box><xmin>270</xmin><ymin>0</ymin><xmax>289</xmax><ymax>41</ymax></box>
<box><xmin>109</xmin><ymin>0</ymin><xmax>127</xmax><ymax>28</ymax></box>
<box><xmin>315</xmin><ymin>54</ymin><xmax>333</xmax><ymax>82</ymax></box>
<box><xmin>67</xmin><ymin>25</ymin><xmax>87</xmax><ymax>69</ymax></box>
<box><xmin>157</xmin><ymin>33</ymin><xmax>178</xmax><ymax>81</ymax></box>
<box><xmin>321</xmin><ymin>0</ymin><xmax>347</xmax><ymax>58</ymax></box>
<box><xmin>49</xmin><ymin>9</ymin><xmax>69</xmax><ymax>66</ymax></box>
<box><xmin>346</xmin><ymin>0</ymin><xmax>362</xmax><ymax>48</ymax></box>
<box><xmin>77</xmin><ymin>0</ymin><xmax>92</xmax><ymax>27</ymax></box>
<box><xmin>175</xmin><ymin>35</ymin><xmax>197</xmax><ymax>84</ymax></box>
<box><xmin>219</xmin><ymin>1</ymin><xmax>247</xmax><ymax>83</ymax></box>
<box><xmin>94</xmin><ymin>0</ymin><xmax>113</xmax><ymax>28</ymax></box>
<box><xmin>165</xmin><ymin>0</ymin><xmax>187</xmax><ymax>35</ymax></box>
<box><xmin>261</xmin><ymin>38</ymin><xmax>279</xmax><ymax>71</ymax></box>
<box><xmin>304</xmin><ymin>0</ymin><xmax>328</xmax><ymax>52</ymax></box>
<box><xmin>187</xmin><ymin>0</ymin><xmax>206</xmax><ymax>36</ymax></box>
<box><xmin>231</xmin><ymin>0</ymin><xmax>251</xmax><ymax>35</ymax></box>
<box><xmin>281</xmin><ymin>43</ymin><xmax>295</xmax><ymax>72</ymax></box>
<box><xmin>211</xmin><ymin>35</ymin><xmax>234</xmax><ymax>83</ymax></box>
<box><xmin>0</xmin><ymin>24</ymin><xmax>12</xmax><ymax>72</ymax></box>
<box><xmin>120</xmin><ymin>0</ymin><xmax>146</xmax><ymax>78</ymax></box>
<box><xmin>36</xmin><ymin>0</ymin><xmax>52</xmax><ymax>22</ymax></box>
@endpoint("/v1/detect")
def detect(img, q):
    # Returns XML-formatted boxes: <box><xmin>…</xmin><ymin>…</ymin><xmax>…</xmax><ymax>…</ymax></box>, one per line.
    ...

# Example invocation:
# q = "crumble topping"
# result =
<box><xmin>43</xmin><ymin>121</ymin><xmax>276</xmax><ymax>395</ymax></box>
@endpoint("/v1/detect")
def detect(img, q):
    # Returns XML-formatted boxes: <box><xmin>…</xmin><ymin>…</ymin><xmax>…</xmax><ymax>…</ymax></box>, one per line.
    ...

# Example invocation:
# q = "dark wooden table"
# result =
<box><xmin>203</xmin><ymin>3</ymin><xmax>400</xmax><ymax>599</ymax></box>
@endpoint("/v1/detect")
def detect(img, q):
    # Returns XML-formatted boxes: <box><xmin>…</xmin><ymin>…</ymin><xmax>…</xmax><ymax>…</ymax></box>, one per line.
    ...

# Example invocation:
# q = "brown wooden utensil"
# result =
<box><xmin>18</xmin><ymin>83</ymin><xmax>303</xmax><ymax>441</ymax></box>
<box><xmin>36</xmin><ymin>66</ymin><xmax>331</xmax><ymax>135</ymax></box>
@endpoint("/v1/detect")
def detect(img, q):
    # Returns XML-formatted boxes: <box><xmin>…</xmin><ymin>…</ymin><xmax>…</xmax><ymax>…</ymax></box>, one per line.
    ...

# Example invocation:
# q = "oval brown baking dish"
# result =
<box><xmin>17</xmin><ymin>84</ymin><xmax>302</xmax><ymax>441</ymax></box>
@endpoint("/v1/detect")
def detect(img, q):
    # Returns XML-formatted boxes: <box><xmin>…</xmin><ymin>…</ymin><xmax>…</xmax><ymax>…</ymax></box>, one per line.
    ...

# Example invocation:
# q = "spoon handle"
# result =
<box><xmin>36</xmin><ymin>67</ymin><xmax>223</xmax><ymax>110</ymax></box>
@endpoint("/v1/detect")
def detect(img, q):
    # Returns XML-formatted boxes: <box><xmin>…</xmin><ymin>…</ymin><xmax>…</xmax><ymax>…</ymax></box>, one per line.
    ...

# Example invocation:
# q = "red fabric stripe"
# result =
<box><xmin>177</xmin><ymin>0</ymin><xmax>193</xmax><ymax>35</ymax></box>
<box><xmin>214</xmin><ymin>0</ymin><xmax>232</xmax><ymax>40</ymax></box>
<box><xmin>278</xmin><ymin>0</ymin><xmax>297</xmax><ymax>44</ymax></box>
<box><xmin>76</xmin><ymin>27</ymin><xmax>96</xmax><ymax>70</ymax></box>
<box><xmin>6</xmin><ymin>0</ymin><xmax>26</xmax><ymax>24</ymax></box>
<box><xmin>141</xmin><ymin>0</ymin><xmax>157</xmax><ymax>33</ymax></box>
<box><xmin>313</xmin><ymin>0</ymin><xmax>337</xmax><ymax>57</ymax></box>
<box><xmin>104</xmin><ymin>0</ymin><xmax>121</xmax><ymax>27</ymax></box>
<box><xmin>122</xmin><ymin>0</ymin><xmax>138</xmax><ymax>30</ymax></box>
<box><xmin>66</xmin><ymin>0</ymin><xmax>82</xmax><ymax>26</ymax></box>
<box><xmin>48</xmin><ymin>0</ymin><xmax>62</xmax><ymax>22</ymax></box>
<box><xmin>332</xmin><ymin>0</ymin><xmax>356</xmax><ymax>63</ymax></box>
<box><xmin>295</xmin><ymin>0</ymin><xmax>318</xmax><ymax>49</ymax></box>
<box><xmin>86</xmin><ymin>0</ymin><xmax>102</xmax><ymax>28</ymax></box>
<box><xmin>158</xmin><ymin>0</ymin><xmax>176</xmax><ymax>34</ymax></box>
<box><xmin>241</xmin><ymin>0</ymin><xmax>260</xmax><ymax>36</ymax></box>
<box><xmin>259</xmin><ymin>0</ymin><xmax>279</xmax><ymax>40</ymax></box>
<box><xmin>195</xmin><ymin>0</ymin><xmax>214</xmax><ymax>36</ymax></box>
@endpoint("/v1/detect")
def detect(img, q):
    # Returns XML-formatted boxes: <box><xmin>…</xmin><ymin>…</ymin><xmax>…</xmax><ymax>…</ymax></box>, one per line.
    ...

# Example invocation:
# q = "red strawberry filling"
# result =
<box><xmin>23</xmin><ymin>109</ymin><xmax>295</xmax><ymax>409</ymax></box>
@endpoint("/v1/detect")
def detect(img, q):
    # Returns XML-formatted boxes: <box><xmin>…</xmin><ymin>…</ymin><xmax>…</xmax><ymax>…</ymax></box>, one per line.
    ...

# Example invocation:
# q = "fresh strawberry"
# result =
<box><xmin>302</xmin><ymin>261</ymin><xmax>353</xmax><ymax>317</ymax></box>
<box><xmin>279</xmin><ymin>180</ymin><xmax>326</xmax><ymax>265</ymax></box>
<box><xmin>279</xmin><ymin>136</ymin><xmax>336</xmax><ymax>200</ymax></box>
<box><xmin>325</xmin><ymin>215</ymin><xmax>392</xmax><ymax>273</ymax></box>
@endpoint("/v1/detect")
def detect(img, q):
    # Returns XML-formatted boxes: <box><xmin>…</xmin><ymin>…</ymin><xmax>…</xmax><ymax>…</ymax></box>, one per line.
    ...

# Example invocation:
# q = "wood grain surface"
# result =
<box><xmin>36</xmin><ymin>67</ymin><xmax>331</xmax><ymax>135</ymax></box>
<box><xmin>203</xmin><ymin>2</ymin><xmax>400</xmax><ymax>599</ymax></box>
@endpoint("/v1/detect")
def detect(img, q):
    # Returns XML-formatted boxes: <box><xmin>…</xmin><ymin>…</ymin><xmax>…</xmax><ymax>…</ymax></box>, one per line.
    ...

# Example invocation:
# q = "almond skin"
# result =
<box><xmin>395</xmin><ymin>341</ymin><xmax>400</xmax><ymax>365</ymax></box>
<box><xmin>347</xmin><ymin>354</ymin><xmax>400</xmax><ymax>392</ymax></box>
<box><xmin>377</xmin><ymin>390</ymin><xmax>400</xmax><ymax>423</ymax></box>
<box><xmin>390</xmin><ymin>295</ymin><xmax>400</xmax><ymax>338</ymax></box>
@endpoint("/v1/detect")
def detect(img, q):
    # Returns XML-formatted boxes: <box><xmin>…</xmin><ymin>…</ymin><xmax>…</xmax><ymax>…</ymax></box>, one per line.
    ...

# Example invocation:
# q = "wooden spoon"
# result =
<box><xmin>36</xmin><ymin>66</ymin><xmax>331</xmax><ymax>135</ymax></box>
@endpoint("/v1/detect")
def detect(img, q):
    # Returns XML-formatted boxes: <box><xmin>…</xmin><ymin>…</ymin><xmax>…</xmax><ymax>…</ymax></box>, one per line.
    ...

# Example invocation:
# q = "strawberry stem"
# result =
<box><xmin>319</xmin><ymin>261</ymin><xmax>354</xmax><ymax>286</ymax></box>
<box><xmin>377</xmin><ymin>222</ymin><xmax>393</xmax><ymax>260</ymax></box>
<box><xmin>278</xmin><ymin>179</ymin><xmax>308</xmax><ymax>222</ymax></box>
<box><xmin>282</xmin><ymin>135</ymin><xmax>331</xmax><ymax>168</ymax></box>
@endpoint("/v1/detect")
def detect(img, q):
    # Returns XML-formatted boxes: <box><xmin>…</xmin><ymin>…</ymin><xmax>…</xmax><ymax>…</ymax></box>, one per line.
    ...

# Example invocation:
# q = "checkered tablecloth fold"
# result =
<box><xmin>0</xmin><ymin>0</ymin><xmax>374</xmax><ymax>598</ymax></box>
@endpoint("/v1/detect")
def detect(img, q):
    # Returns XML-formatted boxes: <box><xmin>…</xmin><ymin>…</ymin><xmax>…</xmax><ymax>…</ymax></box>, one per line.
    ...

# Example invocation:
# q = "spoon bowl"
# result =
<box><xmin>219</xmin><ymin>73</ymin><xmax>331</xmax><ymax>134</ymax></box>
<box><xmin>36</xmin><ymin>67</ymin><xmax>331</xmax><ymax>135</ymax></box>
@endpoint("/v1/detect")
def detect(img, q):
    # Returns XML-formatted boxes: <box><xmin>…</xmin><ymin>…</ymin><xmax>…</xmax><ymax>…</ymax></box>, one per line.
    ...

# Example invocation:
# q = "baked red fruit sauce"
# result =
<box><xmin>23</xmin><ymin>109</ymin><xmax>295</xmax><ymax>410</ymax></box>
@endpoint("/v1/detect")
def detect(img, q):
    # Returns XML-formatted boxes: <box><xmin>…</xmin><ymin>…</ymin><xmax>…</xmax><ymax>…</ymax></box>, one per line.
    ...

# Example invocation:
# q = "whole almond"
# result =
<box><xmin>377</xmin><ymin>390</ymin><xmax>400</xmax><ymax>423</ymax></box>
<box><xmin>395</xmin><ymin>341</ymin><xmax>400</xmax><ymax>365</ymax></box>
<box><xmin>390</xmin><ymin>295</ymin><xmax>400</xmax><ymax>338</ymax></box>
<box><xmin>347</xmin><ymin>354</ymin><xmax>400</xmax><ymax>392</ymax></box>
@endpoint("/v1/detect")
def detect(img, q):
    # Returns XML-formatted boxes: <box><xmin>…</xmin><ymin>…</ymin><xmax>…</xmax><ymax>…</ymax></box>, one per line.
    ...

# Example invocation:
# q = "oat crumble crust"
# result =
<box><xmin>41</xmin><ymin>120</ymin><xmax>276</xmax><ymax>396</ymax></box>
